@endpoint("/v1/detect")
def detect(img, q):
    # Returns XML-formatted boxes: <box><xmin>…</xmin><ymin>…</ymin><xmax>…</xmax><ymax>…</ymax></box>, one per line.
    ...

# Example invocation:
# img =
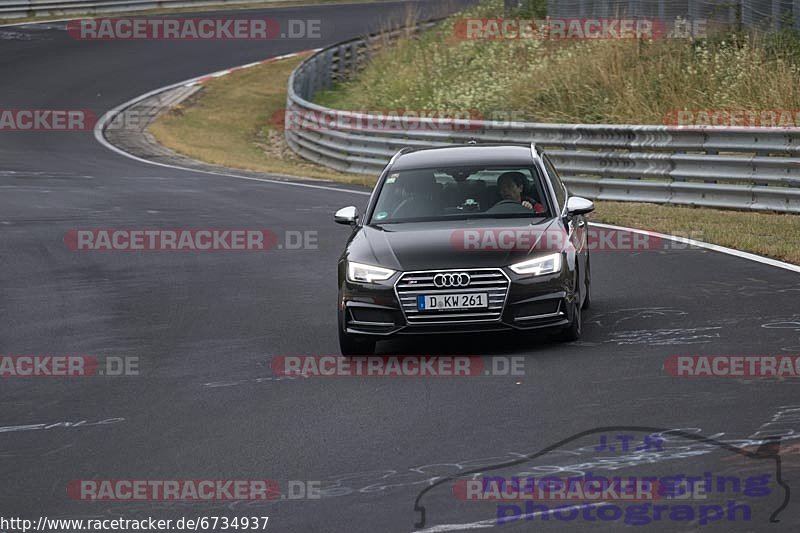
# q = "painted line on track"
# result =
<box><xmin>91</xmin><ymin>48</ymin><xmax>373</xmax><ymax>199</ymax></box>
<box><xmin>590</xmin><ymin>222</ymin><xmax>800</xmax><ymax>273</ymax></box>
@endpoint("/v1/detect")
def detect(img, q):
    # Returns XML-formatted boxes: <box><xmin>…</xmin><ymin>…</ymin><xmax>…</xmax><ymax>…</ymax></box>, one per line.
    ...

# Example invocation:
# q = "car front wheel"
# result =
<box><xmin>581</xmin><ymin>254</ymin><xmax>591</xmax><ymax>310</ymax></box>
<box><xmin>338</xmin><ymin>332</ymin><xmax>376</xmax><ymax>356</ymax></box>
<box><xmin>338</xmin><ymin>303</ymin><xmax>377</xmax><ymax>355</ymax></box>
<box><xmin>338</xmin><ymin>318</ymin><xmax>376</xmax><ymax>355</ymax></box>
<box><xmin>556</xmin><ymin>288</ymin><xmax>582</xmax><ymax>342</ymax></box>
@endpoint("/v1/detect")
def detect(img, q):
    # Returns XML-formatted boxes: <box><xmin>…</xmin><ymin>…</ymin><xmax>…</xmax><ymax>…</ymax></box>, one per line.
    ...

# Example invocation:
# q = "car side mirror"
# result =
<box><xmin>566</xmin><ymin>196</ymin><xmax>594</xmax><ymax>217</ymax></box>
<box><xmin>334</xmin><ymin>206</ymin><xmax>359</xmax><ymax>226</ymax></box>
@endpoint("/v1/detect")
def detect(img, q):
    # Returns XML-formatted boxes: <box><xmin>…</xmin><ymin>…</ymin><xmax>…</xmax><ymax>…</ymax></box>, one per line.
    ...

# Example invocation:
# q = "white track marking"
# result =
<box><xmin>591</xmin><ymin>222</ymin><xmax>800</xmax><ymax>273</ymax></box>
<box><xmin>91</xmin><ymin>49</ymin><xmax>373</xmax><ymax>198</ymax></box>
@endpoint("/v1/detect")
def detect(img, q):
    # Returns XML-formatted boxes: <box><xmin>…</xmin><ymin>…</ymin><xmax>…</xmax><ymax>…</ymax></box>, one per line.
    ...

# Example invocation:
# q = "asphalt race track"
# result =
<box><xmin>2</xmin><ymin>2</ymin><xmax>800</xmax><ymax>531</ymax></box>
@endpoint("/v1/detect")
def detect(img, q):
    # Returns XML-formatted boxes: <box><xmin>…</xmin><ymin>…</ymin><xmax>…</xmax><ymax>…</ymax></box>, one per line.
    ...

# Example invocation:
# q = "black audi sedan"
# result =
<box><xmin>334</xmin><ymin>143</ymin><xmax>594</xmax><ymax>355</ymax></box>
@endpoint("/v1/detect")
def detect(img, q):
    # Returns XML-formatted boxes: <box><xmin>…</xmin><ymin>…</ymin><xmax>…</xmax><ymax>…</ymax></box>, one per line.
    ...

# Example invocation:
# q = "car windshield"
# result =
<box><xmin>368</xmin><ymin>166</ymin><xmax>551</xmax><ymax>224</ymax></box>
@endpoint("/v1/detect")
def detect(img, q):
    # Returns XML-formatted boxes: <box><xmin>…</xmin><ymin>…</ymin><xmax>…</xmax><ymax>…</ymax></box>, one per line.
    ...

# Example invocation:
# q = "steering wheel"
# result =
<box><xmin>485</xmin><ymin>199</ymin><xmax>529</xmax><ymax>215</ymax></box>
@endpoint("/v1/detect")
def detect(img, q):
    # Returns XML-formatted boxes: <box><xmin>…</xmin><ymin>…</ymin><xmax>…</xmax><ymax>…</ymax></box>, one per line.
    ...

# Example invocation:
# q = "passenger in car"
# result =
<box><xmin>497</xmin><ymin>171</ymin><xmax>546</xmax><ymax>213</ymax></box>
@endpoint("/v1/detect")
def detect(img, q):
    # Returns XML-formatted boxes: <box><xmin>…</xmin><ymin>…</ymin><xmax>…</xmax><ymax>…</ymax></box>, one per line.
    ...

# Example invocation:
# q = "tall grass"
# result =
<box><xmin>314</xmin><ymin>0</ymin><xmax>800</xmax><ymax>125</ymax></box>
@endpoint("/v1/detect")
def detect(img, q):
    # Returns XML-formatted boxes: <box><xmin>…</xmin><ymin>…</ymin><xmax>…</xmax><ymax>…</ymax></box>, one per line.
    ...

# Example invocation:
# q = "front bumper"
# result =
<box><xmin>340</xmin><ymin>267</ymin><xmax>573</xmax><ymax>337</ymax></box>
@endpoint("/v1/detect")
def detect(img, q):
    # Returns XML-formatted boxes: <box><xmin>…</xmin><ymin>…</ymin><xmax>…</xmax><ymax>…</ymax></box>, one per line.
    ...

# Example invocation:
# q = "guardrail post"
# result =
<box><xmin>741</xmin><ymin>0</ymin><xmax>753</xmax><ymax>27</ymax></box>
<box><xmin>794</xmin><ymin>0</ymin><xmax>800</xmax><ymax>29</ymax></box>
<box><xmin>347</xmin><ymin>42</ymin><xmax>357</xmax><ymax>78</ymax></box>
<box><xmin>331</xmin><ymin>44</ymin><xmax>342</xmax><ymax>83</ymax></box>
<box><xmin>772</xmin><ymin>0</ymin><xmax>782</xmax><ymax>29</ymax></box>
<box><xmin>320</xmin><ymin>49</ymin><xmax>333</xmax><ymax>90</ymax></box>
<box><xmin>688</xmin><ymin>0</ymin><xmax>698</xmax><ymax>25</ymax></box>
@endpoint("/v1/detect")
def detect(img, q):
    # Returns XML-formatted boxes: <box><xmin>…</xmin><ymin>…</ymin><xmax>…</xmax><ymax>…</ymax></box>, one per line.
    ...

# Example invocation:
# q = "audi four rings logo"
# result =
<box><xmin>433</xmin><ymin>272</ymin><xmax>471</xmax><ymax>288</ymax></box>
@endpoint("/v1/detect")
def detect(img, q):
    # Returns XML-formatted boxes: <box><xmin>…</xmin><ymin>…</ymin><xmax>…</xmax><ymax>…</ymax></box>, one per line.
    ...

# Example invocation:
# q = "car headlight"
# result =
<box><xmin>347</xmin><ymin>261</ymin><xmax>395</xmax><ymax>283</ymax></box>
<box><xmin>509</xmin><ymin>253</ymin><xmax>562</xmax><ymax>276</ymax></box>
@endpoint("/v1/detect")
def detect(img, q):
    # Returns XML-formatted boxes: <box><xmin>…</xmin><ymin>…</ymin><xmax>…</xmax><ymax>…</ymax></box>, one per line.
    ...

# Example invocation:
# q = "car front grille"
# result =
<box><xmin>394</xmin><ymin>268</ymin><xmax>510</xmax><ymax>325</ymax></box>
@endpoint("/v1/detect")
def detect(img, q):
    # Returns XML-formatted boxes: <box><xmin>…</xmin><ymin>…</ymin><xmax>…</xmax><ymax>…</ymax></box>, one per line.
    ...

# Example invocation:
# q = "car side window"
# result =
<box><xmin>543</xmin><ymin>155</ymin><xmax>567</xmax><ymax>211</ymax></box>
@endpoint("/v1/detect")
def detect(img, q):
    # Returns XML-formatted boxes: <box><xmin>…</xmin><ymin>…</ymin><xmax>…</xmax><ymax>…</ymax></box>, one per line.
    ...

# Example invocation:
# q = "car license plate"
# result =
<box><xmin>417</xmin><ymin>293</ymin><xmax>488</xmax><ymax>311</ymax></box>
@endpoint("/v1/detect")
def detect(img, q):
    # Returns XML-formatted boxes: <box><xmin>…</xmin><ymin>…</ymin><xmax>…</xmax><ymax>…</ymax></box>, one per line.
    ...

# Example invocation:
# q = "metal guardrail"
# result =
<box><xmin>285</xmin><ymin>25</ymin><xmax>800</xmax><ymax>212</ymax></box>
<box><xmin>0</xmin><ymin>0</ymin><xmax>282</xmax><ymax>20</ymax></box>
<box><xmin>547</xmin><ymin>0</ymin><xmax>800</xmax><ymax>32</ymax></box>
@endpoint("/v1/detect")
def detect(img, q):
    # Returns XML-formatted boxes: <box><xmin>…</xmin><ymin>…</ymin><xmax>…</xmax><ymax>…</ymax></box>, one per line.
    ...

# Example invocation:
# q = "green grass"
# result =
<box><xmin>590</xmin><ymin>202</ymin><xmax>800</xmax><ymax>264</ymax></box>
<box><xmin>314</xmin><ymin>0</ymin><xmax>800</xmax><ymax>126</ymax></box>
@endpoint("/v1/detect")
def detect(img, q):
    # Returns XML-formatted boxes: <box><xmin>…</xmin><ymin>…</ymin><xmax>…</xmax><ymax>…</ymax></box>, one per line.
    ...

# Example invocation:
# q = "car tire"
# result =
<box><xmin>581</xmin><ymin>254</ymin><xmax>591</xmax><ymax>310</ymax></box>
<box><xmin>338</xmin><ymin>329</ymin><xmax>376</xmax><ymax>356</ymax></box>
<box><xmin>338</xmin><ymin>304</ymin><xmax>377</xmax><ymax>355</ymax></box>
<box><xmin>556</xmin><ymin>286</ymin><xmax>582</xmax><ymax>342</ymax></box>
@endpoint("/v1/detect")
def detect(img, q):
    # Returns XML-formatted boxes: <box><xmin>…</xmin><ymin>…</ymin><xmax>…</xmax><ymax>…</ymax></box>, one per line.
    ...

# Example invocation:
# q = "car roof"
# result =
<box><xmin>390</xmin><ymin>144</ymin><xmax>535</xmax><ymax>170</ymax></box>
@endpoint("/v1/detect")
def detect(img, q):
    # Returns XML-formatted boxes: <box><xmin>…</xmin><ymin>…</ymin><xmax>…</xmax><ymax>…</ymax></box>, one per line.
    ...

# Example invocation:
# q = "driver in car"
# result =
<box><xmin>497</xmin><ymin>171</ymin><xmax>545</xmax><ymax>213</ymax></box>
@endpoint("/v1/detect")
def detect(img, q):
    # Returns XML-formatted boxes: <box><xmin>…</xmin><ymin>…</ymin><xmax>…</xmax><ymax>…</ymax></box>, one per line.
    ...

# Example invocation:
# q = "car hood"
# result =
<box><xmin>347</xmin><ymin>218</ymin><xmax>561</xmax><ymax>271</ymax></box>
